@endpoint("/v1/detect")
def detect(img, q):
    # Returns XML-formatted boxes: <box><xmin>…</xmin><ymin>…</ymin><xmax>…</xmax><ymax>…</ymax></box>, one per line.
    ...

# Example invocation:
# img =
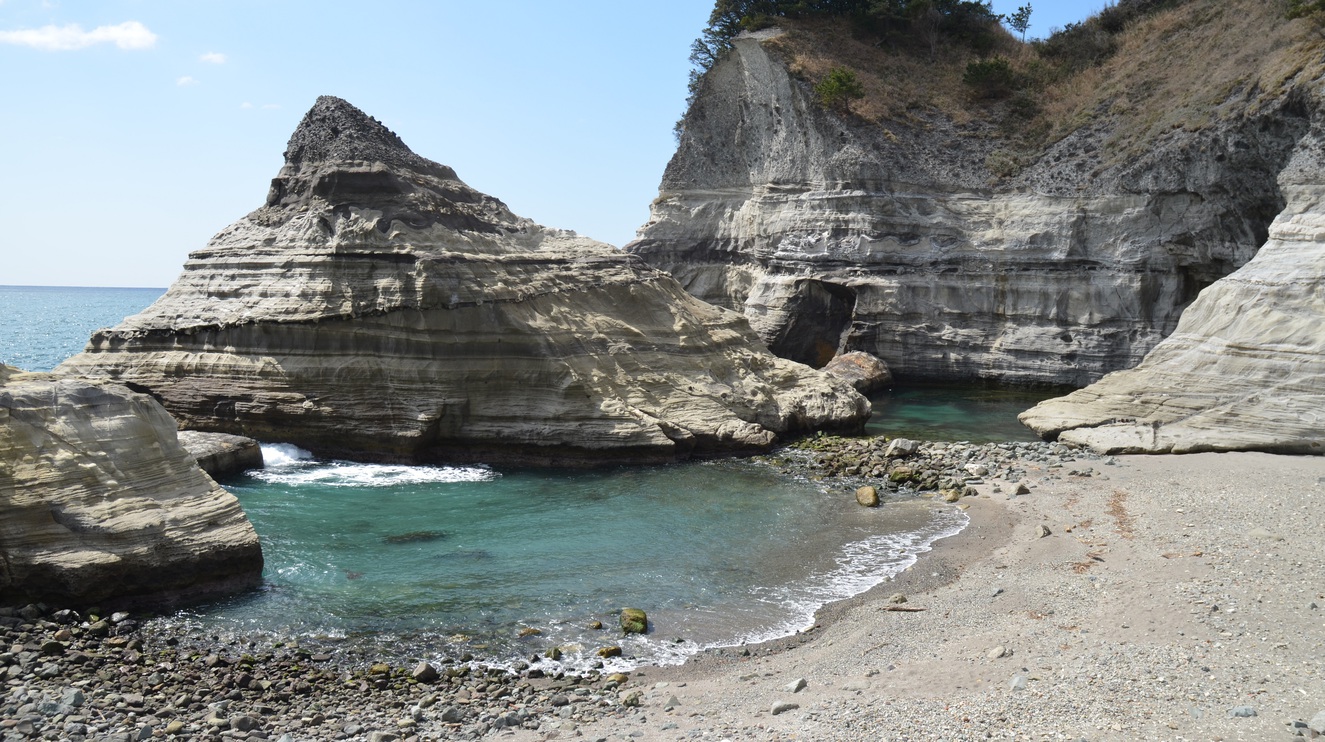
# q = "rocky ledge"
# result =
<box><xmin>0</xmin><ymin>366</ymin><xmax>262</xmax><ymax>607</ymax></box>
<box><xmin>1019</xmin><ymin>184</ymin><xmax>1325</xmax><ymax>455</ymax></box>
<box><xmin>58</xmin><ymin>96</ymin><xmax>868</xmax><ymax>466</ymax></box>
<box><xmin>177</xmin><ymin>432</ymin><xmax>263</xmax><ymax>480</ymax></box>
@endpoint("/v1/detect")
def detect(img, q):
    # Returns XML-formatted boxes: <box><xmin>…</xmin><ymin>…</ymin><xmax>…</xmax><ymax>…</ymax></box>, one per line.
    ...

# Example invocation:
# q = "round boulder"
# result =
<box><xmin>822</xmin><ymin>351</ymin><xmax>893</xmax><ymax>394</ymax></box>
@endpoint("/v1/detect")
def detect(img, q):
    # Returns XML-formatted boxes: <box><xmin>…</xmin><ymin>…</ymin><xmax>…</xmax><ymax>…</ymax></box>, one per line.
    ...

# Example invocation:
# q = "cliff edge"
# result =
<box><xmin>59</xmin><ymin>97</ymin><xmax>868</xmax><ymax>466</ymax></box>
<box><xmin>629</xmin><ymin>0</ymin><xmax>1322</xmax><ymax>388</ymax></box>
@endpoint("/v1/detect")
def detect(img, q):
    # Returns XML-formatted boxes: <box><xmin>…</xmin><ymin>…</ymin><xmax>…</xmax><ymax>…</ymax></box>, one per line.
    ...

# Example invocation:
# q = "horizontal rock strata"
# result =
<box><xmin>0</xmin><ymin>365</ymin><xmax>263</xmax><ymax>605</ymax></box>
<box><xmin>629</xmin><ymin>27</ymin><xmax>1307</xmax><ymax>385</ymax></box>
<box><xmin>177</xmin><ymin>431</ymin><xmax>264</xmax><ymax>480</ymax></box>
<box><xmin>59</xmin><ymin>97</ymin><xmax>867</xmax><ymax>466</ymax></box>
<box><xmin>1020</xmin><ymin>184</ymin><xmax>1325</xmax><ymax>455</ymax></box>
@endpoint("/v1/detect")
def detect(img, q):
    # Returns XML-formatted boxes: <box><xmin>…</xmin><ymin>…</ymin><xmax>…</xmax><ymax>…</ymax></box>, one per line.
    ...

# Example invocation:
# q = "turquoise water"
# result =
<box><xmin>867</xmin><ymin>384</ymin><xmax>1059</xmax><ymax>443</ymax></box>
<box><xmin>0</xmin><ymin>285</ymin><xmax>164</xmax><ymax>371</ymax></box>
<box><xmin>183</xmin><ymin>444</ymin><xmax>963</xmax><ymax>669</ymax></box>
<box><xmin>5</xmin><ymin>286</ymin><xmax>1054</xmax><ymax>670</ymax></box>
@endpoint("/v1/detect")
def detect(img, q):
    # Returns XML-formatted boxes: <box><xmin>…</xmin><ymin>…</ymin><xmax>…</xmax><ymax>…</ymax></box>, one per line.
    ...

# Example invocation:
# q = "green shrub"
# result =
<box><xmin>815</xmin><ymin>67</ymin><xmax>866</xmax><ymax>113</ymax></box>
<box><xmin>963</xmin><ymin>57</ymin><xmax>1016</xmax><ymax>98</ymax></box>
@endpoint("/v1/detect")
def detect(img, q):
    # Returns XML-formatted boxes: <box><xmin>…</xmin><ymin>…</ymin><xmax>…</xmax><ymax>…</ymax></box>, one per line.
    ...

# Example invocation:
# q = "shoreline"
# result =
<box><xmin>504</xmin><ymin>450</ymin><xmax>1325</xmax><ymax>741</ymax></box>
<box><xmin>5</xmin><ymin>448</ymin><xmax>1324</xmax><ymax>741</ymax></box>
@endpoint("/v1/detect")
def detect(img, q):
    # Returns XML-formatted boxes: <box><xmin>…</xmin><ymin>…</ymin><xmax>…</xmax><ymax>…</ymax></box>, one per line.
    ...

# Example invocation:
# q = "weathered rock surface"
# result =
<box><xmin>59</xmin><ymin>96</ymin><xmax>867</xmax><ymax>466</ymax></box>
<box><xmin>822</xmin><ymin>351</ymin><xmax>892</xmax><ymax>395</ymax></box>
<box><xmin>177</xmin><ymin>431</ymin><xmax>264</xmax><ymax>479</ymax></box>
<box><xmin>628</xmin><ymin>25</ymin><xmax>1307</xmax><ymax>385</ymax></box>
<box><xmin>1020</xmin><ymin>184</ymin><xmax>1325</xmax><ymax>455</ymax></box>
<box><xmin>0</xmin><ymin>365</ymin><xmax>262</xmax><ymax>605</ymax></box>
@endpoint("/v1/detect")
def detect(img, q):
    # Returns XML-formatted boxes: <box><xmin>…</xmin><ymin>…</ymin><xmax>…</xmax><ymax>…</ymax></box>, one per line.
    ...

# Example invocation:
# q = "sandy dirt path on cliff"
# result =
<box><xmin>506</xmin><ymin>451</ymin><xmax>1325</xmax><ymax>741</ymax></box>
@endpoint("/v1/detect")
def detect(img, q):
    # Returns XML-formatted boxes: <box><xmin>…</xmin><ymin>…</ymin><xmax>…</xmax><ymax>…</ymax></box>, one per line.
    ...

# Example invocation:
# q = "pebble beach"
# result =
<box><xmin>4</xmin><ymin>443</ymin><xmax>1325</xmax><ymax>741</ymax></box>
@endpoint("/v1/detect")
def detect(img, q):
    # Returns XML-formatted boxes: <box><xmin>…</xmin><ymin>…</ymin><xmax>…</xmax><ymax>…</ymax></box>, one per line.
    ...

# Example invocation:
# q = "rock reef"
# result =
<box><xmin>628</xmin><ymin>24</ymin><xmax>1308</xmax><ymax>386</ymax></box>
<box><xmin>59</xmin><ymin>97</ymin><xmax>868</xmax><ymax>466</ymax></box>
<box><xmin>0</xmin><ymin>365</ymin><xmax>262</xmax><ymax>606</ymax></box>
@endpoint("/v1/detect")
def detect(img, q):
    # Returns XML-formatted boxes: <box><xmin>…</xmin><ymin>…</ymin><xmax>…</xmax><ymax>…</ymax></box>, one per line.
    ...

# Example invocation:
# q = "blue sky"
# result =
<box><xmin>1</xmin><ymin>1</ymin><xmax>1102</xmax><ymax>288</ymax></box>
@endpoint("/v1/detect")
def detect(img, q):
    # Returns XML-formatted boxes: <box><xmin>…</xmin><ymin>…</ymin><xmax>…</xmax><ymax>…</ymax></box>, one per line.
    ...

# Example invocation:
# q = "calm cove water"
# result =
<box><xmin>2</xmin><ymin>285</ymin><xmax>1049</xmax><ymax>670</ymax></box>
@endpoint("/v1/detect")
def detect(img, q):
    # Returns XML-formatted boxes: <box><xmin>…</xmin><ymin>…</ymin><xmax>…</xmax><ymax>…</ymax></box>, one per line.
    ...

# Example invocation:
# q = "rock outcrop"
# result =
<box><xmin>178</xmin><ymin>431</ymin><xmax>264</xmax><ymax>480</ymax></box>
<box><xmin>0</xmin><ymin>365</ymin><xmax>263</xmax><ymax>606</ymax></box>
<box><xmin>628</xmin><ymin>16</ymin><xmax>1312</xmax><ymax>386</ymax></box>
<box><xmin>1019</xmin><ymin>183</ymin><xmax>1325</xmax><ymax>455</ymax></box>
<box><xmin>59</xmin><ymin>97</ymin><xmax>868</xmax><ymax>466</ymax></box>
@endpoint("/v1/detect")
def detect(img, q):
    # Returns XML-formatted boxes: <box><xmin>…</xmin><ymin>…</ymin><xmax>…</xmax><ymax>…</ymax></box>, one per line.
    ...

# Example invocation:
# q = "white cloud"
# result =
<box><xmin>200</xmin><ymin>51</ymin><xmax>226</xmax><ymax>64</ymax></box>
<box><xmin>0</xmin><ymin>21</ymin><xmax>157</xmax><ymax>51</ymax></box>
<box><xmin>176</xmin><ymin>75</ymin><xmax>198</xmax><ymax>86</ymax></box>
<box><xmin>240</xmin><ymin>101</ymin><xmax>254</xmax><ymax>109</ymax></box>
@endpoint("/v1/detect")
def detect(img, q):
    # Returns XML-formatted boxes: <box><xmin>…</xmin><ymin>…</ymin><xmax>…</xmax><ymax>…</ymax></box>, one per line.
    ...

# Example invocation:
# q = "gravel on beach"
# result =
<box><xmin>5</xmin><ymin>442</ymin><xmax>1325</xmax><ymax>742</ymax></box>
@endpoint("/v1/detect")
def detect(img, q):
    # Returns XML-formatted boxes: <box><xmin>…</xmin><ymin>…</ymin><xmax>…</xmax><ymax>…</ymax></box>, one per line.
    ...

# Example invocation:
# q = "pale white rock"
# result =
<box><xmin>59</xmin><ymin>97</ymin><xmax>867</xmax><ymax>466</ymax></box>
<box><xmin>0</xmin><ymin>365</ymin><xmax>262</xmax><ymax>605</ymax></box>
<box><xmin>1021</xmin><ymin>185</ymin><xmax>1325</xmax><ymax>455</ymax></box>
<box><xmin>630</xmin><ymin>30</ymin><xmax>1302</xmax><ymax>384</ymax></box>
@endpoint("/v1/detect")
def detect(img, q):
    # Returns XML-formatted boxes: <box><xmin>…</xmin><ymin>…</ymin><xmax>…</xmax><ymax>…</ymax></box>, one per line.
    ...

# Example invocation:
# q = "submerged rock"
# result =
<box><xmin>0</xmin><ymin>365</ymin><xmax>263</xmax><ymax>606</ymax></box>
<box><xmin>59</xmin><ymin>96</ymin><xmax>868</xmax><ymax>466</ymax></box>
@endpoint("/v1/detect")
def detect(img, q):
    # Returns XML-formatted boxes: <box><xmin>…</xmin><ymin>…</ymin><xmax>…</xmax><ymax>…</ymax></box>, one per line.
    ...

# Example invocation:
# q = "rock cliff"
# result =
<box><xmin>629</xmin><ymin>6</ymin><xmax>1317</xmax><ymax>387</ymax></box>
<box><xmin>59</xmin><ymin>97</ymin><xmax>868</xmax><ymax>466</ymax></box>
<box><xmin>0</xmin><ymin>365</ymin><xmax>262</xmax><ymax>605</ymax></box>
<box><xmin>1019</xmin><ymin>182</ymin><xmax>1325</xmax><ymax>455</ymax></box>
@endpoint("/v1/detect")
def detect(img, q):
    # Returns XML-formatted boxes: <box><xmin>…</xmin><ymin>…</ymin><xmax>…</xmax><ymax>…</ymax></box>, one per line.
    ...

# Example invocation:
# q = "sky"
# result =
<box><xmin>1</xmin><ymin>1</ymin><xmax>1103</xmax><ymax>288</ymax></box>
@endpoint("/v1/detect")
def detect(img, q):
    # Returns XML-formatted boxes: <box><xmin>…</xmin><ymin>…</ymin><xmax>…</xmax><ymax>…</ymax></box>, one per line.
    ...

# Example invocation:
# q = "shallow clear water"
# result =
<box><xmin>178</xmin><ymin>444</ymin><xmax>964</xmax><ymax>671</ymax></box>
<box><xmin>5</xmin><ymin>286</ymin><xmax>1056</xmax><ymax>671</ymax></box>
<box><xmin>867</xmin><ymin>384</ymin><xmax>1060</xmax><ymax>443</ymax></box>
<box><xmin>0</xmin><ymin>285</ymin><xmax>163</xmax><ymax>371</ymax></box>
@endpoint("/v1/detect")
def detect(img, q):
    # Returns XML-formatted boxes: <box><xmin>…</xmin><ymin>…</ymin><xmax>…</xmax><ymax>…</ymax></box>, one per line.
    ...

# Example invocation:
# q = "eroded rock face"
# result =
<box><xmin>59</xmin><ymin>97</ymin><xmax>867</xmax><ymax>465</ymax></box>
<box><xmin>0</xmin><ymin>366</ymin><xmax>262</xmax><ymax>605</ymax></box>
<box><xmin>1019</xmin><ymin>183</ymin><xmax>1325</xmax><ymax>455</ymax></box>
<box><xmin>628</xmin><ymin>30</ymin><xmax>1305</xmax><ymax>385</ymax></box>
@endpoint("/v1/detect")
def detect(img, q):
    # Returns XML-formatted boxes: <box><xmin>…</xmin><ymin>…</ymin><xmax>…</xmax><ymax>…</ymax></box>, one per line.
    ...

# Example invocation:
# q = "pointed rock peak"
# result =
<box><xmin>282</xmin><ymin>96</ymin><xmax>433</xmax><ymax>172</ymax></box>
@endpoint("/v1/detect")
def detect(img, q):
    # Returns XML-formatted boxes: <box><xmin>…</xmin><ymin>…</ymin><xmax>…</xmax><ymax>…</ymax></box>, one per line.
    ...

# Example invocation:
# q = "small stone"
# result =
<box><xmin>1227</xmin><ymin>706</ymin><xmax>1257</xmax><ymax>718</ymax></box>
<box><xmin>888</xmin><ymin>593</ymin><xmax>907</xmax><ymax>604</ymax></box>
<box><xmin>771</xmin><ymin>701</ymin><xmax>800</xmax><ymax>715</ymax></box>
<box><xmin>940</xmin><ymin>489</ymin><xmax>962</xmax><ymax>503</ymax></box>
<box><xmin>440</xmin><ymin>707</ymin><xmax>463</xmax><ymax>723</ymax></box>
<box><xmin>620</xmin><ymin>608</ymin><xmax>648</xmax><ymax>635</ymax></box>
<box><xmin>1009</xmin><ymin>675</ymin><xmax>1027</xmax><ymax>691</ymax></box>
<box><xmin>369</xmin><ymin>662</ymin><xmax>391</xmax><ymax>675</ymax></box>
<box><xmin>884</xmin><ymin>438</ymin><xmax>919</xmax><ymax>458</ymax></box>
<box><xmin>518</xmin><ymin>627</ymin><xmax>542</xmax><ymax>637</ymax></box>
<box><xmin>965</xmin><ymin>464</ymin><xmax>989</xmax><ymax>477</ymax></box>
<box><xmin>1247</xmin><ymin>527</ymin><xmax>1284</xmax><ymax>542</ymax></box>
<box><xmin>620</xmin><ymin>691</ymin><xmax>643</xmax><ymax>707</ymax></box>
<box><xmin>1014</xmin><ymin>483</ymin><xmax>1031</xmax><ymax>496</ymax></box>
<box><xmin>987</xmin><ymin>646</ymin><xmax>1007</xmax><ymax>660</ymax></box>
<box><xmin>410</xmin><ymin>661</ymin><xmax>438</xmax><ymax>683</ymax></box>
<box><xmin>544</xmin><ymin>646</ymin><xmax>563</xmax><ymax>661</ymax></box>
<box><xmin>664</xmin><ymin>695</ymin><xmax>681</xmax><ymax>708</ymax></box>
<box><xmin>855</xmin><ymin>485</ymin><xmax>880</xmax><ymax>507</ymax></box>
<box><xmin>366</xmin><ymin>732</ymin><xmax>399</xmax><ymax>742</ymax></box>
<box><xmin>1036</xmin><ymin>524</ymin><xmax>1052</xmax><ymax>538</ymax></box>
<box><xmin>588</xmin><ymin>620</ymin><xmax>604</xmax><ymax>630</ymax></box>
<box><xmin>597</xmin><ymin>646</ymin><xmax>622</xmax><ymax>658</ymax></box>
<box><xmin>164</xmin><ymin>720</ymin><xmax>185</xmax><ymax>735</ymax></box>
<box><xmin>783</xmin><ymin>678</ymin><xmax>807</xmax><ymax>693</ymax></box>
<box><xmin>1308</xmin><ymin>710</ymin><xmax>1325</xmax><ymax>733</ymax></box>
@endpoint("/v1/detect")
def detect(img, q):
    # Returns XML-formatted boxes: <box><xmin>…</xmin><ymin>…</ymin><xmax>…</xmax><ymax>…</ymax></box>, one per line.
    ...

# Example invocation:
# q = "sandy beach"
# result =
<box><xmin>506</xmin><ymin>451</ymin><xmax>1325</xmax><ymax>742</ymax></box>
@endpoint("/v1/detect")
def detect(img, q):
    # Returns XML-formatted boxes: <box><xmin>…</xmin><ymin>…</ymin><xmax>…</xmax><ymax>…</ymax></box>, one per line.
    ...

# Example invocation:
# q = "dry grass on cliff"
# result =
<box><xmin>1039</xmin><ymin>0</ymin><xmax>1325</xmax><ymax>159</ymax></box>
<box><xmin>765</xmin><ymin>17</ymin><xmax>1019</xmax><ymax>129</ymax></box>
<box><xmin>770</xmin><ymin>0</ymin><xmax>1325</xmax><ymax>159</ymax></box>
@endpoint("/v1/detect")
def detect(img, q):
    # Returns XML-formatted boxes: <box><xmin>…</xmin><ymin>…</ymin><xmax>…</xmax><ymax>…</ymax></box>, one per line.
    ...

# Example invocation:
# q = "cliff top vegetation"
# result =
<box><xmin>685</xmin><ymin>0</ymin><xmax>1325</xmax><ymax>170</ymax></box>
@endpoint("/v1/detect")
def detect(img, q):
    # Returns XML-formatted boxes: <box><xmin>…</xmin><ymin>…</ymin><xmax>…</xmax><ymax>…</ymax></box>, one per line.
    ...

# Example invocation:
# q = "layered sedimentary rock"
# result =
<box><xmin>628</xmin><ymin>27</ymin><xmax>1307</xmax><ymax>385</ymax></box>
<box><xmin>59</xmin><ymin>97</ymin><xmax>867</xmax><ymax>466</ymax></box>
<box><xmin>0</xmin><ymin>365</ymin><xmax>262</xmax><ymax>605</ymax></box>
<box><xmin>178</xmin><ymin>431</ymin><xmax>264</xmax><ymax>479</ymax></box>
<box><xmin>1019</xmin><ymin>183</ymin><xmax>1325</xmax><ymax>455</ymax></box>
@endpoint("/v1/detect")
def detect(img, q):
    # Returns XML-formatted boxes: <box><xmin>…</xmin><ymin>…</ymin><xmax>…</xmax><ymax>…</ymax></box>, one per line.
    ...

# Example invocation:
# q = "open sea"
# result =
<box><xmin>1</xmin><ymin>285</ymin><xmax>1053</xmax><ymax>670</ymax></box>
